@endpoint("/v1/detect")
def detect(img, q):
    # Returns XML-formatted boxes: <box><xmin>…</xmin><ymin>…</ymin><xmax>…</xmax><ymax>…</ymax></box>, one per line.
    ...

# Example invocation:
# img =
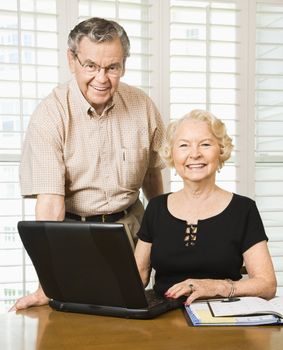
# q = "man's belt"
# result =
<box><xmin>65</xmin><ymin>209</ymin><xmax>128</xmax><ymax>223</ymax></box>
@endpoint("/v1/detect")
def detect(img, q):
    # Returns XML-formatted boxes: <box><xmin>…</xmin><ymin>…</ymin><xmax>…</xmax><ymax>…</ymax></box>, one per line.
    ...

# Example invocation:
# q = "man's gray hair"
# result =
<box><xmin>68</xmin><ymin>17</ymin><xmax>130</xmax><ymax>62</ymax></box>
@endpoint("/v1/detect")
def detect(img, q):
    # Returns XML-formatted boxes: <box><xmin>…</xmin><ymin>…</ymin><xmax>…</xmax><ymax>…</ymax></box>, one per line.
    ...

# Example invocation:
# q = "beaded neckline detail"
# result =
<box><xmin>184</xmin><ymin>223</ymin><xmax>198</xmax><ymax>247</ymax></box>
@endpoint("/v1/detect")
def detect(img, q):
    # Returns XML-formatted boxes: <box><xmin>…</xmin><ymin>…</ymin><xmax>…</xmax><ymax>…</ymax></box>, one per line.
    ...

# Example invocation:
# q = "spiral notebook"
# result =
<box><xmin>185</xmin><ymin>300</ymin><xmax>283</xmax><ymax>326</ymax></box>
<box><xmin>17</xmin><ymin>221</ymin><xmax>183</xmax><ymax>319</ymax></box>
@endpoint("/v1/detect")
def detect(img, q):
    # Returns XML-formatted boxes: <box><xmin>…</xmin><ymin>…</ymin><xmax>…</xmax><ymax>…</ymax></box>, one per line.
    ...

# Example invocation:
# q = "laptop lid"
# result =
<box><xmin>17</xmin><ymin>221</ymin><xmax>182</xmax><ymax>319</ymax></box>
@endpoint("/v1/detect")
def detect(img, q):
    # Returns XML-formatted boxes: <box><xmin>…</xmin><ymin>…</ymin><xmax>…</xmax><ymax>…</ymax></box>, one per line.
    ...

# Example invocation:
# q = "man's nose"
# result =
<box><xmin>94</xmin><ymin>68</ymin><xmax>108</xmax><ymax>81</ymax></box>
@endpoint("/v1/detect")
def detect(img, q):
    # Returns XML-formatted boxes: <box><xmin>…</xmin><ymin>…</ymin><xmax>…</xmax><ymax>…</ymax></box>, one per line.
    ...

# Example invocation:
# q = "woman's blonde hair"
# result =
<box><xmin>160</xmin><ymin>109</ymin><xmax>234</xmax><ymax>169</ymax></box>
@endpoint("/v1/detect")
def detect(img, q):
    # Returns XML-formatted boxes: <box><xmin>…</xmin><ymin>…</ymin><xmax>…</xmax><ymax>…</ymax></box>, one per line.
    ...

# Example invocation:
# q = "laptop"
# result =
<box><xmin>17</xmin><ymin>221</ymin><xmax>183</xmax><ymax>319</ymax></box>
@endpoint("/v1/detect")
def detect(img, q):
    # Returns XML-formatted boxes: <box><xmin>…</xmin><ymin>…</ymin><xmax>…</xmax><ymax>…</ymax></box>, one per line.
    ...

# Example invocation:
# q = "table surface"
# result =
<box><xmin>1</xmin><ymin>306</ymin><xmax>283</xmax><ymax>350</ymax></box>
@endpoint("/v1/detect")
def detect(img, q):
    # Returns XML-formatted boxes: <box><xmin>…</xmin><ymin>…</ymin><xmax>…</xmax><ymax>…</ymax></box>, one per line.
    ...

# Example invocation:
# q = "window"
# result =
<box><xmin>168</xmin><ymin>0</ymin><xmax>283</xmax><ymax>296</ymax></box>
<box><xmin>0</xmin><ymin>0</ymin><xmax>59</xmax><ymax>311</ymax></box>
<box><xmin>0</xmin><ymin>0</ymin><xmax>282</xmax><ymax>311</ymax></box>
<box><xmin>0</xmin><ymin>0</ymin><xmax>154</xmax><ymax>312</ymax></box>
<box><xmin>79</xmin><ymin>0</ymin><xmax>153</xmax><ymax>94</ymax></box>
<box><xmin>254</xmin><ymin>1</ymin><xmax>283</xmax><ymax>295</ymax></box>
<box><xmin>169</xmin><ymin>0</ymin><xmax>240</xmax><ymax>193</ymax></box>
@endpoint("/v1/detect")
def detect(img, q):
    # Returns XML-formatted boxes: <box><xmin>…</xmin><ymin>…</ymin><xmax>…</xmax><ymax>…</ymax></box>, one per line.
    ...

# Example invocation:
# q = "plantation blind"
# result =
<box><xmin>254</xmin><ymin>0</ymin><xmax>283</xmax><ymax>296</ymax></box>
<box><xmin>169</xmin><ymin>0</ymin><xmax>241</xmax><ymax>194</ymax></box>
<box><xmin>0</xmin><ymin>0</ymin><xmax>154</xmax><ymax>311</ymax></box>
<box><xmin>0</xmin><ymin>1</ymin><xmax>283</xmax><ymax>312</ymax></box>
<box><xmin>0</xmin><ymin>0</ymin><xmax>59</xmax><ymax>311</ymax></box>
<box><xmin>79</xmin><ymin>0</ymin><xmax>153</xmax><ymax>94</ymax></box>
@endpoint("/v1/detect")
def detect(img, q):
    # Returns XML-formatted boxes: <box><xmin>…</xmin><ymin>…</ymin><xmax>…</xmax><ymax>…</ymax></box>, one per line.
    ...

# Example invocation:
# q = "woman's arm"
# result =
<box><xmin>236</xmin><ymin>240</ymin><xmax>277</xmax><ymax>299</ymax></box>
<box><xmin>165</xmin><ymin>241</ymin><xmax>277</xmax><ymax>305</ymax></box>
<box><xmin>134</xmin><ymin>239</ymin><xmax>152</xmax><ymax>287</ymax></box>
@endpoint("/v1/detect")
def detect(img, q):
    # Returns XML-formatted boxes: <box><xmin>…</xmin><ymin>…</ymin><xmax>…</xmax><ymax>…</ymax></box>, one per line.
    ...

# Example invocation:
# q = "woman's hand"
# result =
<box><xmin>165</xmin><ymin>279</ymin><xmax>229</xmax><ymax>305</ymax></box>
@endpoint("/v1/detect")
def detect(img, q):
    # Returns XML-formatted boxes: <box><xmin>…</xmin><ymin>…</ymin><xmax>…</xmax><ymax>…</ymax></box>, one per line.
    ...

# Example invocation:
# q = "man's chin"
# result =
<box><xmin>87</xmin><ymin>95</ymin><xmax>108</xmax><ymax>107</ymax></box>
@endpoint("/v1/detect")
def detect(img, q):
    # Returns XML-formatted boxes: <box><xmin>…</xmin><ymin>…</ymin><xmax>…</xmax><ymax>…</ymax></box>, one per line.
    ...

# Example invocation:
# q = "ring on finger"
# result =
<box><xmin>188</xmin><ymin>283</ymin><xmax>194</xmax><ymax>294</ymax></box>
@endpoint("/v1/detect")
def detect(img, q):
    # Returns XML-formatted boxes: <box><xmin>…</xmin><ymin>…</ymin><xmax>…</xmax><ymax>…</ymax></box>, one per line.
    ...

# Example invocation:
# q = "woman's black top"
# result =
<box><xmin>137</xmin><ymin>193</ymin><xmax>268</xmax><ymax>296</ymax></box>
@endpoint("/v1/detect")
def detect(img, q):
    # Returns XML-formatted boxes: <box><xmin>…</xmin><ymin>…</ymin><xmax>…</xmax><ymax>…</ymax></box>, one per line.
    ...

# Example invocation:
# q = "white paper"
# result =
<box><xmin>209</xmin><ymin>296</ymin><xmax>283</xmax><ymax>318</ymax></box>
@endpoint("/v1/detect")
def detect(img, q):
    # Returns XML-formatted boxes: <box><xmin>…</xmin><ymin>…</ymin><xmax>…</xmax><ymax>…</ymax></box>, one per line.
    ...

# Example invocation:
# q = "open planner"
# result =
<box><xmin>185</xmin><ymin>297</ymin><xmax>283</xmax><ymax>326</ymax></box>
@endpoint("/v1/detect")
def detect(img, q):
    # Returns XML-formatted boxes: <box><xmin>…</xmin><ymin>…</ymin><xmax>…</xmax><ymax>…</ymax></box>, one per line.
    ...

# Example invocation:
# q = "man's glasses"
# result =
<box><xmin>184</xmin><ymin>224</ymin><xmax>198</xmax><ymax>247</ymax></box>
<box><xmin>74</xmin><ymin>54</ymin><xmax>123</xmax><ymax>77</ymax></box>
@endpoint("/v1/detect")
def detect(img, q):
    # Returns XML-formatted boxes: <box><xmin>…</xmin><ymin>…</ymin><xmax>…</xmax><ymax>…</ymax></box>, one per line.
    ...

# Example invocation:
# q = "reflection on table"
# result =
<box><xmin>1</xmin><ymin>305</ymin><xmax>283</xmax><ymax>350</ymax></box>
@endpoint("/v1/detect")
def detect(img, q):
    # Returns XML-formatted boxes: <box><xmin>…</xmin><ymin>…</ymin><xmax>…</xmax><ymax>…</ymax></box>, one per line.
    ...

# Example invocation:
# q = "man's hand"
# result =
<box><xmin>9</xmin><ymin>285</ymin><xmax>49</xmax><ymax>311</ymax></box>
<box><xmin>10</xmin><ymin>194</ymin><xmax>65</xmax><ymax>312</ymax></box>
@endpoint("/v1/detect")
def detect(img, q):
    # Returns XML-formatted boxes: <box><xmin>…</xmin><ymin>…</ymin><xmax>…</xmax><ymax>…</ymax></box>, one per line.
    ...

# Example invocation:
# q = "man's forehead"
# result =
<box><xmin>77</xmin><ymin>36</ymin><xmax>124</xmax><ymax>60</ymax></box>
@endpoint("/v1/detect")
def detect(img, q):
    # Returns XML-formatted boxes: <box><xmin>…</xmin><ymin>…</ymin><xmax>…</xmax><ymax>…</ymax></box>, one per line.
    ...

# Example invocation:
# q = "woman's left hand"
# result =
<box><xmin>164</xmin><ymin>279</ymin><xmax>225</xmax><ymax>305</ymax></box>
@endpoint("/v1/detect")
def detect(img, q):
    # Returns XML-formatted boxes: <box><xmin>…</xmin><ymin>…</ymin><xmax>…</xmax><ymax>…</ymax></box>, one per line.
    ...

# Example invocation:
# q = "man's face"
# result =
<box><xmin>68</xmin><ymin>36</ymin><xmax>125</xmax><ymax>115</ymax></box>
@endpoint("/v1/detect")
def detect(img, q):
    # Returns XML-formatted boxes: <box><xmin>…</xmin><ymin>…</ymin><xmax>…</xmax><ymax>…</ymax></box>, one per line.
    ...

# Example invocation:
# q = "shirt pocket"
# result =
<box><xmin>119</xmin><ymin>148</ymin><xmax>149</xmax><ymax>189</ymax></box>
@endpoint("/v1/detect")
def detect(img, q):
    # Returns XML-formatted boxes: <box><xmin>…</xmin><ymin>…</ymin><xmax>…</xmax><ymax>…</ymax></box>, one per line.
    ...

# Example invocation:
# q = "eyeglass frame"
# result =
<box><xmin>73</xmin><ymin>52</ymin><xmax>124</xmax><ymax>77</ymax></box>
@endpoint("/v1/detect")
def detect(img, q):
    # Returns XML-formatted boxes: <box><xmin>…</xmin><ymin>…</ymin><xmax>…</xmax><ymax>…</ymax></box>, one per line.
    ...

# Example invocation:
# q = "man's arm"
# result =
<box><xmin>142</xmin><ymin>168</ymin><xmax>164</xmax><ymax>200</ymax></box>
<box><xmin>10</xmin><ymin>194</ymin><xmax>65</xmax><ymax>311</ymax></box>
<box><xmin>35</xmin><ymin>194</ymin><xmax>65</xmax><ymax>220</ymax></box>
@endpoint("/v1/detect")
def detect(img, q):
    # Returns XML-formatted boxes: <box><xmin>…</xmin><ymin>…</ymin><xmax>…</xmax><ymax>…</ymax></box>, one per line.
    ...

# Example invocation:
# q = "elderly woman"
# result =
<box><xmin>135</xmin><ymin>109</ymin><xmax>277</xmax><ymax>304</ymax></box>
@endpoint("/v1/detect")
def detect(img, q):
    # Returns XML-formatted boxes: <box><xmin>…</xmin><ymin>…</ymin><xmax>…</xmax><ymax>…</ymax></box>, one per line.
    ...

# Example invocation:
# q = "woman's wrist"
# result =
<box><xmin>225</xmin><ymin>279</ymin><xmax>236</xmax><ymax>298</ymax></box>
<box><xmin>215</xmin><ymin>279</ymin><xmax>230</xmax><ymax>297</ymax></box>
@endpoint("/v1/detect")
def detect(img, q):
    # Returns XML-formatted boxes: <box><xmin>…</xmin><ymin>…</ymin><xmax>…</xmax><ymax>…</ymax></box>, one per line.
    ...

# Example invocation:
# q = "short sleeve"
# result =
<box><xmin>241</xmin><ymin>200</ymin><xmax>268</xmax><ymax>253</ymax></box>
<box><xmin>145</xmin><ymin>97</ymin><xmax>166</xmax><ymax>170</ymax></box>
<box><xmin>137</xmin><ymin>198</ymin><xmax>156</xmax><ymax>243</ymax></box>
<box><xmin>20</xmin><ymin>101</ymin><xmax>66</xmax><ymax>197</ymax></box>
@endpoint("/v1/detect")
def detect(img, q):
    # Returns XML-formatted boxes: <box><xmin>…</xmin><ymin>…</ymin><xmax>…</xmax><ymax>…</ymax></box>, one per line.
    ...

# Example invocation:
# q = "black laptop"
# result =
<box><xmin>17</xmin><ymin>221</ymin><xmax>183</xmax><ymax>319</ymax></box>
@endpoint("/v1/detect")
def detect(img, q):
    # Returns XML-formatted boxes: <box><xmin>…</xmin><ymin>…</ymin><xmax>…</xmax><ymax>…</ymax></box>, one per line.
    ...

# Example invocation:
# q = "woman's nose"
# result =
<box><xmin>189</xmin><ymin>146</ymin><xmax>201</xmax><ymax>158</ymax></box>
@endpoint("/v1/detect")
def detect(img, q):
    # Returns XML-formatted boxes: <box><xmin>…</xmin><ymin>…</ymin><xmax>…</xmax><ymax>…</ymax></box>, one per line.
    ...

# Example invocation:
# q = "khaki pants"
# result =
<box><xmin>117</xmin><ymin>199</ymin><xmax>145</xmax><ymax>251</ymax></box>
<box><xmin>65</xmin><ymin>199</ymin><xmax>144</xmax><ymax>251</ymax></box>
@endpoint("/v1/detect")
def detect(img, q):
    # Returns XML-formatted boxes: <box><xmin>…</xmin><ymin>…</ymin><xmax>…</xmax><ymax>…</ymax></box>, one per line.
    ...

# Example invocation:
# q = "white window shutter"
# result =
<box><xmin>254</xmin><ymin>1</ymin><xmax>283</xmax><ymax>296</ymax></box>
<box><xmin>1</xmin><ymin>1</ymin><xmax>283</xmax><ymax>311</ymax></box>
<box><xmin>0</xmin><ymin>0</ymin><xmax>59</xmax><ymax>311</ymax></box>
<box><xmin>169</xmin><ymin>0</ymin><xmax>240</xmax><ymax>193</ymax></box>
<box><xmin>79</xmin><ymin>0</ymin><xmax>153</xmax><ymax>95</ymax></box>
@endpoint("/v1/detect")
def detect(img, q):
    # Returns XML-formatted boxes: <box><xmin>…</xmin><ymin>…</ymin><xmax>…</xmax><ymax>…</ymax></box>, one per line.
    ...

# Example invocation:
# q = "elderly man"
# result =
<box><xmin>12</xmin><ymin>17</ymin><xmax>165</xmax><ymax>310</ymax></box>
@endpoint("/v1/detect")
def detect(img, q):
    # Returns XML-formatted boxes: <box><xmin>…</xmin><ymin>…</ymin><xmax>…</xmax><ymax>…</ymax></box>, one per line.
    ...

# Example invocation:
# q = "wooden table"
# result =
<box><xmin>1</xmin><ymin>306</ymin><xmax>283</xmax><ymax>350</ymax></box>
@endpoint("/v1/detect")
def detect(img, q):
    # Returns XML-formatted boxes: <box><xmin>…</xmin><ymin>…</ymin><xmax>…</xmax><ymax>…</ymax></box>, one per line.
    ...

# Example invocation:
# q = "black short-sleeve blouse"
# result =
<box><xmin>137</xmin><ymin>193</ymin><xmax>268</xmax><ymax>296</ymax></box>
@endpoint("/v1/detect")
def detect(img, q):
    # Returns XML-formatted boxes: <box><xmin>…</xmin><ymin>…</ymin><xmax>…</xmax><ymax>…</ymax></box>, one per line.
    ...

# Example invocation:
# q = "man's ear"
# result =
<box><xmin>67</xmin><ymin>49</ymin><xmax>76</xmax><ymax>73</ymax></box>
<box><xmin>121</xmin><ymin>61</ymin><xmax>126</xmax><ymax>77</ymax></box>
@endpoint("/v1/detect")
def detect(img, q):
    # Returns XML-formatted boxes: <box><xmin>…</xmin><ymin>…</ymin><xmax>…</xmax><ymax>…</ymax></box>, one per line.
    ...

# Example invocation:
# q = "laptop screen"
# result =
<box><xmin>18</xmin><ymin>221</ymin><xmax>148</xmax><ymax>309</ymax></box>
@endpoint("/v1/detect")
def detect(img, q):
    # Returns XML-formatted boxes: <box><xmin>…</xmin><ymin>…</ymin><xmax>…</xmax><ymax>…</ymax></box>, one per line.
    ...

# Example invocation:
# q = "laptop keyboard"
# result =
<box><xmin>145</xmin><ymin>289</ymin><xmax>166</xmax><ymax>308</ymax></box>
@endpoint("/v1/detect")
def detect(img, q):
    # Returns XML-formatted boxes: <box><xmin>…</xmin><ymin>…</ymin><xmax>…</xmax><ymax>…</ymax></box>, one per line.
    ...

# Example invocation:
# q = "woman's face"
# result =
<box><xmin>172</xmin><ymin>119</ymin><xmax>221</xmax><ymax>184</ymax></box>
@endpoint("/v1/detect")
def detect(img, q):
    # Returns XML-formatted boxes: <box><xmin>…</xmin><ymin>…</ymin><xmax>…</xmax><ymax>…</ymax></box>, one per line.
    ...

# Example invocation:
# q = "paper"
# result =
<box><xmin>209</xmin><ymin>296</ymin><xmax>283</xmax><ymax>318</ymax></box>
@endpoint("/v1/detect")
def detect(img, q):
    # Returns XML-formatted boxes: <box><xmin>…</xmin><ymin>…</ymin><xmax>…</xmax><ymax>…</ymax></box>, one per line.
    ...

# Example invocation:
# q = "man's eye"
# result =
<box><xmin>86</xmin><ymin>63</ymin><xmax>96</xmax><ymax>69</ymax></box>
<box><xmin>83</xmin><ymin>62</ymin><xmax>98</xmax><ymax>70</ymax></box>
<box><xmin>108</xmin><ymin>64</ymin><xmax>119</xmax><ymax>71</ymax></box>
